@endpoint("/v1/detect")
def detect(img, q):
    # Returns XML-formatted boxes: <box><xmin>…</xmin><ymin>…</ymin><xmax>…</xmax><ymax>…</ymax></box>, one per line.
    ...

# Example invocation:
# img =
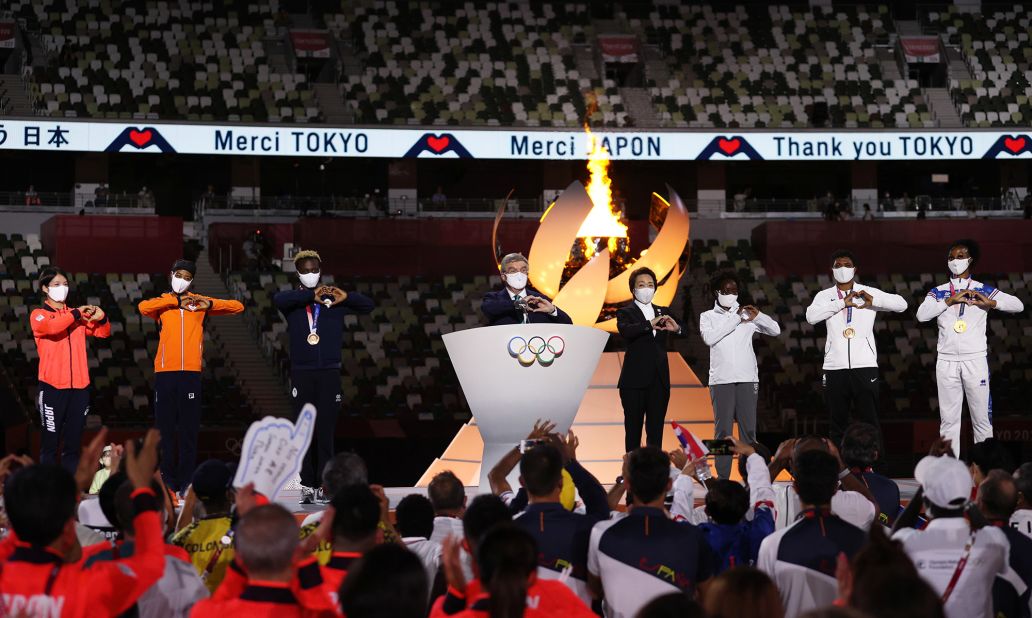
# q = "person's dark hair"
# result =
<box><xmin>704</xmin><ymin>480</ymin><xmax>750</xmax><ymax>525</ymax></box>
<box><xmin>1015</xmin><ymin>462</ymin><xmax>1032</xmax><ymax>505</ymax></box>
<box><xmin>4</xmin><ymin>465</ymin><xmax>78</xmax><ymax>546</ymax></box>
<box><xmin>793</xmin><ymin>449</ymin><xmax>839</xmax><ymax>507</ymax></box>
<box><xmin>338</xmin><ymin>543</ymin><xmax>429</xmax><ymax>618</ymax></box>
<box><xmin>38</xmin><ymin>266</ymin><xmax>70</xmax><ymax>289</ymax></box>
<box><xmin>947</xmin><ymin>238</ymin><xmax>980</xmax><ymax>263</ymax></box>
<box><xmin>738</xmin><ymin>442</ymin><xmax>772</xmax><ymax>483</ymax></box>
<box><xmin>395</xmin><ymin>494</ymin><xmax>435</xmax><ymax>540</ymax></box>
<box><xmin>849</xmin><ymin>526</ymin><xmax>945</xmax><ymax>618</ymax></box>
<box><xmin>703</xmin><ymin>567</ymin><xmax>783</xmax><ymax>618</ymax></box>
<box><xmin>709</xmin><ymin>271</ymin><xmax>740</xmax><ymax>294</ymax></box>
<box><xmin>637</xmin><ymin>592</ymin><xmax>705</xmax><ymax>618</ymax></box>
<box><xmin>462</xmin><ymin>494</ymin><xmax>512</xmax><ymax>550</ymax></box>
<box><xmin>841</xmin><ymin>423</ymin><xmax>880</xmax><ymax>469</ymax></box>
<box><xmin>627</xmin><ymin>446</ymin><xmax>671</xmax><ymax>504</ymax></box>
<box><xmin>322</xmin><ymin>452</ymin><xmax>369</xmax><ymax>499</ymax></box>
<box><xmin>98</xmin><ymin>471</ymin><xmax>128</xmax><ymax>531</ymax></box>
<box><xmin>475</xmin><ymin>525</ymin><xmax>537</xmax><ymax>618</ymax></box>
<box><xmin>978</xmin><ymin>469</ymin><xmax>1019</xmax><ymax>520</ymax></box>
<box><xmin>114</xmin><ymin>478</ymin><xmax>164</xmax><ymax>535</ymax></box>
<box><xmin>830</xmin><ymin>249</ymin><xmax>857</xmax><ymax>266</ymax></box>
<box><xmin>428</xmin><ymin>470</ymin><xmax>466</xmax><ymax>513</ymax></box>
<box><xmin>519</xmin><ymin>443</ymin><xmax>563</xmax><ymax>498</ymax></box>
<box><xmin>627</xmin><ymin>266</ymin><xmax>658</xmax><ymax>292</ymax></box>
<box><xmin>331</xmin><ymin>485</ymin><xmax>381</xmax><ymax>543</ymax></box>
<box><xmin>967</xmin><ymin>438</ymin><xmax>1015</xmax><ymax>476</ymax></box>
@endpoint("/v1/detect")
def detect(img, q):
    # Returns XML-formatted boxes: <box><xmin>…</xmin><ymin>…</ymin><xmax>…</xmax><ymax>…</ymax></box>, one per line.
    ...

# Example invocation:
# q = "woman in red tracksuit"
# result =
<box><xmin>431</xmin><ymin>525</ymin><xmax>595</xmax><ymax>618</ymax></box>
<box><xmin>30</xmin><ymin>266</ymin><xmax>110</xmax><ymax>472</ymax></box>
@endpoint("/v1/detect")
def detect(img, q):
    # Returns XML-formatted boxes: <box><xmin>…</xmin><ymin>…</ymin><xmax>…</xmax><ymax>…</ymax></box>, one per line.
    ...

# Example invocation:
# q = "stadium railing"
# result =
<box><xmin>195</xmin><ymin>195</ymin><xmax>546</xmax><ymax>218</ymax></box>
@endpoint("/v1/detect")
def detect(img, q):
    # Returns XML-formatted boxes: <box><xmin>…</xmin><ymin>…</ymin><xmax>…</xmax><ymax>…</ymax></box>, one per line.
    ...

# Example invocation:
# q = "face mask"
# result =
<box><xmin>717</xmin><ymin>292</ymin><xmax>738</xmax><ymax>308</ymax></box>
<box><xmin>46</xmin><ymin>284</ymin><xmax>69</xmax><ymax>303</ymax></box>
<box><xmin>505</xmin><ymin>272</ymin><xmax>528</xmax><ymax>291</ymax></box>
<box><xmin>948</xmin><ymin>258</ymin><xmax>970</xmax><ymax>276</ymax></box>
<box><xmin>171</xmin><ymin>274</ymin><xmax>191</xmax><ymax>294</ymax></box>
<box><xmin>299</xmin><ymin>271</ymin><xmax>321</xmax><ymax>289</ymax></box>
<box><xmin>832</xmin><ymin>266</ymin><xmax>855</xmax><ymax>284</ymax></box>
<box><xmin>634</xmin><ymin>287</ymin><xmax>656</xmax><ymax>304</ymax></box>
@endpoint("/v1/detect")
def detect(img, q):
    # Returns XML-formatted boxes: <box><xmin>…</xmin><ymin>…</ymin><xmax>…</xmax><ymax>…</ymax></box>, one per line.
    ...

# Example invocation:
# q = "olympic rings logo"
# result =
<box><xmin>507</xmin><ymin>335</ymin><xmax>565</xmax><ymax>367</ymax></box>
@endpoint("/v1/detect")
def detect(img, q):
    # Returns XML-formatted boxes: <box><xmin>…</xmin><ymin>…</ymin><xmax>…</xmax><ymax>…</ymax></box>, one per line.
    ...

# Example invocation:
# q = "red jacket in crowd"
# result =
<box><xmin>429</xmin><ymin>577</ymin><xmax>595</xmax><ymax>618</ymax></box>
<box><xmin>30</xmin><ymin>303</ymin><xmax>111</xmax><ymax>389</ymax></box>
<box><xmin>0</xmin><ymin>488</ymin><xmax>165</xmax><ymax>617</ymax></box>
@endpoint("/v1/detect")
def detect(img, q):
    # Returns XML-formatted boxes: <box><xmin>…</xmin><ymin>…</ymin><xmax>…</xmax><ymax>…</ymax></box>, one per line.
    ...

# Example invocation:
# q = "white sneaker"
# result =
<box><xmin>315</xmin><ymin>488</ymin><xmax>329</xmax><ymax>505</ymax></box>
<box><xmin>299</xmin><ymin>486</ymin><xmax>316</xmax><ymax>505</ymax></box>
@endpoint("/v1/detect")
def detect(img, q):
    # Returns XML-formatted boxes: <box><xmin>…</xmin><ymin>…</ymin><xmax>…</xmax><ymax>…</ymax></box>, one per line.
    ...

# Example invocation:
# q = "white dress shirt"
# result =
<box><xmin>805</xmin><ymin>282</ymin><xmax>907</xmax><ymax>370</ymax></box>
<box><xmin>700</xmin><ymin>301</ymin><xmax>781</xmax><ymax>384</ymax></box>
<box><xmin>635</xmin><ymin>300</ymin><xmax>656</xmax><ymax>337</ymax></box>
<box><xmin>894</xmin><ymin>517</ymin><xmax>1008</xmax><ymax>618</ymax></box>
<box><xmin>916</xmin><ymin>276</ymin><xmax>1024</xmax><ymax>361</ymax></box>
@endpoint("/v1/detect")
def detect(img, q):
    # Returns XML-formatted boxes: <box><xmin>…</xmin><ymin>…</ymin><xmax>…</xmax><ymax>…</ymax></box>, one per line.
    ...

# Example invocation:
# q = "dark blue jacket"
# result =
<box><xmin>993</xmin><ymin>522</ymin><xmax>1032</xmax><ymax>618</ymax></box>
<box><xmin>273</xmin><ymin>287</ymin><xmax>375</xmax><ymax>371</ymax></box>
<box><xmin>850</xmin><ymin>468</ymin><xmax>901</xmax><ymax>526</ymax></box>
<box><xmin>699</xmin><ymin>506</ymin><xmax>775</xmax><ymax>573</ymax></box>
<box><xmin>481</xmin><ymin>286</ymin><xmax>572</xmax><ymax>326</ymax></box>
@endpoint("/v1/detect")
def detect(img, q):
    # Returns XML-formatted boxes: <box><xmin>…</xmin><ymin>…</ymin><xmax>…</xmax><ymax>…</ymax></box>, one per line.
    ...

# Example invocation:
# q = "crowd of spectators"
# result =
<box><xmin>0</xmin><ymin>418</ymin><xmax>1030</xmax><ymax>618</ymax></box>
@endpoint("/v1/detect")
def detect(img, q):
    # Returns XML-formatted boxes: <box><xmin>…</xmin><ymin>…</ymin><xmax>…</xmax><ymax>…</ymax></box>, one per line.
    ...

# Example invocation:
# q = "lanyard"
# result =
<box><xmin>305</xmin><ymin>303</ymin><xmax>321</xmax><ymax>335</ymax></box>
<box><xmin>837</xmin><ymin>288</ymin><xmax>854</xmax><ymax>324</ymax></box>
<box><xmin>949</xmin><ymin>279</ymin><xmax>973</xmax><ymax>319</ymax></box>
<box><xmin>941</xmin><ymin>530</ymin><xmax>977</xmax><ymax>604</ymax></box>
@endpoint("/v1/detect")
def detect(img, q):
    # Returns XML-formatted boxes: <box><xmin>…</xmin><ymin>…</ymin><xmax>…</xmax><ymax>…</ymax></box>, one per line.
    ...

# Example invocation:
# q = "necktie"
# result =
<box><xmin>514</xmin><ymin>294</ymin><xmax>526</xmax><ymax>323</ymax></box>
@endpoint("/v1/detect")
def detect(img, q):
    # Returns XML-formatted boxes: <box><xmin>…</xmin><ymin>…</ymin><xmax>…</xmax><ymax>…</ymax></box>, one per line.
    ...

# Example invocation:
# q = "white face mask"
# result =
<box><xmin>505</xmin><ymin>272</ymin><xmax>528</xmax><ymax>291</ymax></box>
<box><xmin>717</xmin><ymin>292</ymin><xmax>738</xmax><ymax>308</ymax></box>
<box><xmin>171</xmin><ymin>274</ymin><xmax>192</xmax><ymax>294</ymax></box>
<box><xmin>299</xmin><ymin>271</ymin><xmax>321</xmax><ymax>289</ymax></box>
<box><xmin>948</xmin><ymin>258</ymin><xmax>970</xmax><ymax>276</ymax></box>
<box><xmin>46</xmin><ymin>284</ymin><xmax>69</xmax><ymax>303</ymax></box>
<box><xmin>634</xmin><ymin>287</ymin><xmax>656</xmax><ymax>304</ymax></box>
<box><xmin>832</xmin><ymin>266</ymin><xmax>855</xmax><ymax>284</ymax></box>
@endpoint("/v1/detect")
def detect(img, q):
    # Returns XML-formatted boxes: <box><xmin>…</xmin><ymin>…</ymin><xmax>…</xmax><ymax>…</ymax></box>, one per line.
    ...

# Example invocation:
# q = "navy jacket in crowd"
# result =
<box><xmin>273</xmin><ymin>286</ymin><xmax>375</xmax><ymax>371</ymax></box>
<box><xmin>849</xmin><ymin>467</ymin><xmax>901</xmax><ymax>526</ymax></box>
<box><xmin>481</xmin><ymin>286</ymin><xmax>572</xmax><ymax>326</ymax></box>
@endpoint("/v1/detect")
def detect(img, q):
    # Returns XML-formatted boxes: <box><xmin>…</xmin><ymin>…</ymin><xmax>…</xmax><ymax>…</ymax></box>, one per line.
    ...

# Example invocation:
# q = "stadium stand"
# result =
<box><xmin>10</xmin><ymin>0</ymin><xmax>321</xmax><ymax>121</ymax></box>
<box><xmin>0</xmin><ymin>233</ymin><xmax>252</xmax><ymax>428</ymax></box>
<box><xmin>225</xmin><ymin>269</ymin><xmax>471</xmax><ymax>422</ymax></box>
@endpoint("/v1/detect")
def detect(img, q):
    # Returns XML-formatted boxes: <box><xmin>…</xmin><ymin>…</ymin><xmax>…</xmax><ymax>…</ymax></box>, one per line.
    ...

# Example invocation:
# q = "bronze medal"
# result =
<box><xmin>843</xmin><ymin>327</ymin><xmax>856</xmax><ymax>339</ymax></box>
<box><xmin>307</xmin><ymin>332</ymin><xmax>320</xmax><ymax>345</ymax></box>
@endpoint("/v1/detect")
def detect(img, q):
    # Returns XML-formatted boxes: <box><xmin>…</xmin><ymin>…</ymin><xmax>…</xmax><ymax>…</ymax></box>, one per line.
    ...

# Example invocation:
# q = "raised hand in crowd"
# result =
<box><xmin>370</xmin><ymin>484</ymin><xmax>398</xmax><ymax>540</ymax></box>
<box><xmin>74</xmin><ymin>427</ymin><xmax>109</xmax><ymax>493</ymax></box>
<box><xmin>440</xmin><ymin>535</ymin><xmax>468</xmax><ymax>593</ymax></box>
<box><xmin>928</xmin><ymin>435</ymin><xmax>954</xmax><ymax>458</ymax></box>
<box><xmin>124</xmin><ymin>428</ymin><xmax>160</xmax><ymax>490</ymax></box>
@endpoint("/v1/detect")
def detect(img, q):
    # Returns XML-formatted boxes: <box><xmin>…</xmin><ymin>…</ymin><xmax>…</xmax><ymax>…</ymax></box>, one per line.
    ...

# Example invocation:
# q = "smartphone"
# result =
<box><xmin>702</xmin><ymin>439</ymin><xmax>734</xmax><ymax>456</ymax></box>
<box><xmin>520</xmin><ymin>438</ymin><xmax>547</xmax><ymax>453</ymax></box>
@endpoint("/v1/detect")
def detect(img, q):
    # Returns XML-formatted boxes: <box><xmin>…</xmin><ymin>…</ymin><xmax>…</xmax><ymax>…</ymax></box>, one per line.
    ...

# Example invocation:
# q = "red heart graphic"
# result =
<box><xmin>718</xmin><ymin>138</ymin><xmax>740</xmax><ymax>155</ymax></box>
<box><xmin>426</xmin><ymin>135</ymin><xmax>450</xmax><ymax>153</ymax></box>
<box><xmin>1004</xmin><ymin>136</ymin><xmax>1025</xmax><ymax>153</ymax></box>
<box><xmin>129</xmin><ymin>129</ymin><xmax>152</xmax><ymax>147</ymax></box>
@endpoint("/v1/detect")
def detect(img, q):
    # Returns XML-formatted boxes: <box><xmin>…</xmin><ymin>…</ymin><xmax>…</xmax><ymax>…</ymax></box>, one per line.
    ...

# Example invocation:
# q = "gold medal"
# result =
<box><xmin>307</xmin><ymin>332</ymin><xmax>320</xmax><ymax>345</ymax></box>
<box><xmin>843</xmin><ymin>327</ymin><xmax>856</xmax><ymax>339</ymax></box>
<box><xmin>953</xmin><ymin>320</ymin><xmax>967</xmax><ymax>334</ymax></box>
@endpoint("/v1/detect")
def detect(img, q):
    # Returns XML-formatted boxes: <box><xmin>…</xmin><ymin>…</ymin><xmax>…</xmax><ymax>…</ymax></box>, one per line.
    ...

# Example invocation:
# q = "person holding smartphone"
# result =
<box><xmin>699</xmin><ymin>272</ymin><xmax>781</xmax><ymax>479</ymax></box>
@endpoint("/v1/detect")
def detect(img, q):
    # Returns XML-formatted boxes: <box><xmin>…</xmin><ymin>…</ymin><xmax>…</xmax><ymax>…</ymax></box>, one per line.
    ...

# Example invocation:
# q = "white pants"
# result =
<box><xmin>936</xmin><ymin>357</ymin><xmax>993</xmax><ymax>457</ymax></box>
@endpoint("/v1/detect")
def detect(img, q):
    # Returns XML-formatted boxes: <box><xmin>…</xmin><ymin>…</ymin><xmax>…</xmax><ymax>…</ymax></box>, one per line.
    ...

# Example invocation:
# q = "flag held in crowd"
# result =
<box><xmin>671</xmin><ymin>420</ymin><xmax>709</xmax><ymax>460</ymax></box>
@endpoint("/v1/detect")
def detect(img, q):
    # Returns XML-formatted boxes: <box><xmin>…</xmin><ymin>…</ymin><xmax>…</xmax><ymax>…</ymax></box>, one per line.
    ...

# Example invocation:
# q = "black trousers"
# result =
<box><xmin>824</xmin><ymin>367</ymin><xmax>881</xmax><ymax>447</ymax></box>
<box><xmin>291</xmin><ymin>368</ymin><xmax>341</xmax><ymax>488</ymax></box>
<box><xmin>620</xmin><ymin>381</ymin><xmax>670</xmax><ymax>453</ymax></box>
<box><xmin>154</xmin><ymin>371</ymin><xmax>202</xmax><ymax>492</ymax></box>
<box><xmin>38</xmin><ymin>382</ymin><xmax>89</xmax><ymax>473</ymax></box>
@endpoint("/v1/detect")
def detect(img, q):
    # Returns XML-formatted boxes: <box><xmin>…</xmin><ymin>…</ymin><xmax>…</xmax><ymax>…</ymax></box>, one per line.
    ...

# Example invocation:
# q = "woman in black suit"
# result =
<box><xmin>617</xmin><ymin>267</ymin><xmax>681</xmax><ymax>452</ymax></box>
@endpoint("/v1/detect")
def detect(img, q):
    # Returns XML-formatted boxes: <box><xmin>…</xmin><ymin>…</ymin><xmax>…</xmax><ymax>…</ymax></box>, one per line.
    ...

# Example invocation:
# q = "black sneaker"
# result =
<box><xmin>315</xmin><ymin>488</ymin><xmax>330</xmax><ymax>505</ymax></box>
<box><xmin>299</xmin><ymin>486</ymin><xmax>315</xmax><ymax>505</ymax></box>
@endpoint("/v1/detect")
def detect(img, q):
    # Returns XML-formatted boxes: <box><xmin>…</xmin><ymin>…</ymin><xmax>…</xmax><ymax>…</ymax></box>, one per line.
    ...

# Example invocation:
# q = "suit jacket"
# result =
<box><xmin>482</xmin><ymin>286</ymin><xmax>573</xmax><ymax>326</ymax></box>
<box><xmin>617</xmin><ymin>303</ymin><xmax>675</xmax><ymax>389</ymax></box>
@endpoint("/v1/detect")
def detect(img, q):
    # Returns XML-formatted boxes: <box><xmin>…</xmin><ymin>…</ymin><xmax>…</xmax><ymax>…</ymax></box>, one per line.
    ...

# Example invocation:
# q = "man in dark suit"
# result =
<box><xmin>617</xmin><ymin>266</ymin><xmax>681</xmax><ymax>452</ymax></box>
<box><xmin>482</xmin><ymin>252</ymin><xmax>573</xmax><ymax>326</ymax></box>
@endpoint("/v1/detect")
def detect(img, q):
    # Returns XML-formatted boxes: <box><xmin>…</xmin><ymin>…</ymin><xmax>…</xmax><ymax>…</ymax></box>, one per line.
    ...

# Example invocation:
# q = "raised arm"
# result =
<box><xmin>273</xmin><ymin>288</ymin><xmax>315</xmax><ymax>314</ymax></box>
<box><xmin>341</xmin><ymin>290</ymin><xmax>376</xmax><ymax>315</ymax></box>
<box><xmin>990</xmin><ymin>288</ymin><xmax>1025</xmax><ymax>313</ymax></box>
<box><xmin>617</xmin><ymin>307</ymin><xmax>654</xmax><ymax>343</ymax></box>
<box><xmin>549</xmin><ymin>304</ymin><xmax>573</xmax><ymax>325</ymax></box>
<box><xmin>916</xmin><ymin>291</ymin><xmax>947</xmax><ymax>323</ymax></box>
<box><xmin>138</xmin><ymin>294</ymin><xmax>179</xmax><ymax>320</ymax></box>
<box><xmin>565</xmin><ymin>458</ymin><xmax>609</xmax><ymax>519</ymax></box>
<box><xmin>752</xmin><ymin>311</ymin><xmax>781</xmax><ymax>337</ymax></box>
<box><xmin>205</xmin><ymin>297</ymin><xmax>245</xmax><ymax>316</ymax></box>
<box><xmin>481</xmin><ymin>290</ymin><xmax>518</xmax><ymax>321</ymax></box>
<box><xmin>869</xmin><ymin>287</ymin><xmax>908</xmax><ymax>313</ymax></box>
<box><xmin>30</xmin><ymin>307</ymin><xmax>80</xmax><ymax>336</ymax></box>
<box><xmin>805</xmin><ymin>292</ymin><xmax>845</xmax><ymax>325</ymax></box>
<box><xmin>85</xmin><ymin>314</ymin><xmax>112</xmax><ymax>339</ymax></box>
<box><xmin>699</xmin><ymin>310</ymin><xmax>741</xmax><ymax>346</ymax></box>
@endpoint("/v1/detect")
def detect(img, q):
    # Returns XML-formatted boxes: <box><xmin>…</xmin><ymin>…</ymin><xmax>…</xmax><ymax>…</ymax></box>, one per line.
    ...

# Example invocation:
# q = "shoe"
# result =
<box><xmin>314</xmin><ymin>488</ymin><xmax>329</xmax><ymax>505</ymax></box>
<box><xmin>299</xmin><ymin>486</ymin><xmax>315</xmax><ymax>505</ymax></box>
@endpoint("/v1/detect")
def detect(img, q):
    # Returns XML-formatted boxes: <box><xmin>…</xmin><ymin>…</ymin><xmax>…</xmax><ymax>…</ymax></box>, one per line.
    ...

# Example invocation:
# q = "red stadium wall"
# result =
<box><xmin>41</xmin><ymin>215</ymin><xmax>183</xmax><ymax>273</ymax></box>
<box><xmin>753</xmin><ymin>220</ymin><xmax>1032</xmax><ymax>276</ymax></box>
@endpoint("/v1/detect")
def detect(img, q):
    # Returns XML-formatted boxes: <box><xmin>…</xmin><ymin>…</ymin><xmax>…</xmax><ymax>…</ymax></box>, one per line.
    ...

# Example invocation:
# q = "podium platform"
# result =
<box><xmin>418</xmin><ymin>351</ymin><xmax>729</xmax><ymax>487</ymax></box>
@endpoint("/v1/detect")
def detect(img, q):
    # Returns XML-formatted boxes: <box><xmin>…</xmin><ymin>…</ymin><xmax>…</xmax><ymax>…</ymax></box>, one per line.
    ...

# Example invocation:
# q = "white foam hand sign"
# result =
<box><xmin>233</xmin><ymin>404</ymin><xmax>317</xmax><ymax>500</ymax></box>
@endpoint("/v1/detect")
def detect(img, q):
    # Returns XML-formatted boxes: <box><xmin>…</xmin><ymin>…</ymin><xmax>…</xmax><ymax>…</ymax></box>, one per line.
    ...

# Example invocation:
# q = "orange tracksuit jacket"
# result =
<box><xmin>0</xmin><ymin>488</ymin><xmax>165</xmax><ymax>617</ymax></box>
<box><xmin>138</xmin><ymin>293</ymin><xmax>243</xmax><ymax>372</ymax></box>
<box><xmin>30</xmin><ymin>304</ymin><xmax>111</xmax><ymax>389</ymax></box>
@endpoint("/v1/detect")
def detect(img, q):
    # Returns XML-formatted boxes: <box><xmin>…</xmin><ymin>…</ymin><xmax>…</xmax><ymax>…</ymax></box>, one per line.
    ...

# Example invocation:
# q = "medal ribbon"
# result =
<box><xmin>837</xmin><ymin>288</ymin><xmax>853</xmax><ymax>325</ymax></box>
<box><xmin>306</xmin><ymin>303</ymin><xmax>321</xmax><ymax>336</ymax></box>
<box><xmin>949</xmin><ymin>279</ymin><xmax>972</xmax><ymax>320</ymax></box>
